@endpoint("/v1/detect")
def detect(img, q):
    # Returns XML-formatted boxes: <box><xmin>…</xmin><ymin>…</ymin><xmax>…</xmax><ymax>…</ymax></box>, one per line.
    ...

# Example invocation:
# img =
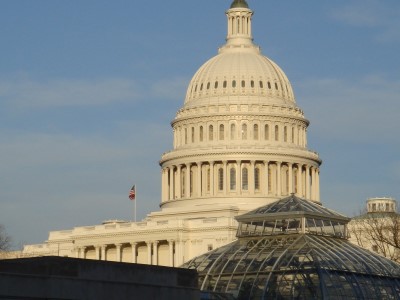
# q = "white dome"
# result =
<box><xmin>184</xmin><ymin>47</ymin><xmax>296</xmax><ymax>108</ymax></box>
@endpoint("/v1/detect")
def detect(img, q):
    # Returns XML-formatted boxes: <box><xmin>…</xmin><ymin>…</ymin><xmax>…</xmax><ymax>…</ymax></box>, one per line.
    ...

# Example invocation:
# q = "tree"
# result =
<box><xmin>0</xmin><ymin>224</ymin><xmax>11</xmax><ymax>251</ymax></box>
<box><xmin>349</xmin><ymin>213</ymin><xmax>400</xmax><ymax>263</ymax></box>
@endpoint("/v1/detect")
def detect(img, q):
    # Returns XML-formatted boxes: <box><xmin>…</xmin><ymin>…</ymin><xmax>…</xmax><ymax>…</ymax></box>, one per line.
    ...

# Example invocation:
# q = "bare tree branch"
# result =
<box><xmin>0</xmin><ymin>224</ymin><xmax>11</xmax><ymax>251</ymax></box>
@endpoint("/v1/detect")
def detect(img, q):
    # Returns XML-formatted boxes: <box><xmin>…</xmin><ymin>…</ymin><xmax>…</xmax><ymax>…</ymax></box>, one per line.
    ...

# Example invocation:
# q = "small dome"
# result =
<box><xmin>230</xmin><ymin>0</ymin><xmax>249</xmax><ymax>9</ymax></box>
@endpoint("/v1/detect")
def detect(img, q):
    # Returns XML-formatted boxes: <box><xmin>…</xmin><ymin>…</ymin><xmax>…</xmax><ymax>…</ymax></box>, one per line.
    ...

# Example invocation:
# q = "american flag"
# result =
<box><xmin>129</xmin><ymin>185</ymin><xmax>136</xmax><ymax>201</ymax></box>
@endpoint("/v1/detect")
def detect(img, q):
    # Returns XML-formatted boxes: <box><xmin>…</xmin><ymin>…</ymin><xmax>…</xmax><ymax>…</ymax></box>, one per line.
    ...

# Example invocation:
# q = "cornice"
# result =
<box><xmin>160</xmin><ymin>148</ymin><xmax>321</xmax><ymax>166</ymax></box>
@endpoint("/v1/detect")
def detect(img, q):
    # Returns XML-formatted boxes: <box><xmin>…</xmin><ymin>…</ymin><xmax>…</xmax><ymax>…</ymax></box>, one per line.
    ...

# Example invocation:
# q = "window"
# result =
<box><xmin>200</xmin><ymin>83</ymin><xmax>203</xmax><ymax>91</ymax></box>
<box><xmin>264</xmin><ymin>124</ymin><xmax>269</xmax><ymax>140</ymax></box>
<box><xmin>255</xmin><ymin>167</ymin><xmax>260</xmax><ymax>190</ymax></box>
<box><xmin>267</xmin><ymin>81</ymin><xmax>271</xmax><ymax>89</ymax></box>
<box><xmin>191</xmin><ymin>127</ymin><xmax>195</xmax><ymax>143</ymax></box>
<box><xmin>209</xmin><ymin>125</ymin><xmax>214</xmax><ymax>141</ymax></box>
<box><xmin>253</xmin><ymin>124</ymin><xmax>259</xmax><ymax>140</ymax></box>
<box><xmin>230</xmin><ymin>123</ymin><xmax>236</xmax><ymax>140</ymax></box>
<box><xmin>207</xmin><ymin>82</ymin><xmax>210</xmax><ymax>90</ymax></box>
<box><xmin>200</xmin><ymin>126</ymin><xmax>204</xmax><ymax>142</ymax></box>
<box><xmin>242</xmin><ymin>167</ymin><xmax>248</xmax><ymax>190</ymax></box>
<box><xmin>275</xmin><ymin>125</ymin><xmax>279</xmax><ymax>141</ymax></box>
<box><xmin>259</xmin><ymin>81</ymin><xmax>263</xmax><ymax>88</ymax></box>
<box><xmin>195</xmin><ymin>85</ymin><xmax>197</xmax><ymax>92</ymax></box>
<box><xmin>291</xmin><ymin>127</ymin><xmax>295</xmax><ymax>143</ymax></box>
<box><xmin>219</xmin><ymin>124</ymin><xmax>224</xmax><ymax>140</ymax></box>
<box><xmin>251</xmin><ymin>80</ymin><xmax>254</xmax><ymax>88</ymax></box>
<box><xmin>241</xmin><ymin>80</ymin><xmax>245</xmax><ymax>88</ymax></box>
<box><xmin>215</xmin><ymin>81</ymin><xmax>218</xmax><ymax>89</ymax></box>
<box><xmin>268</xmin><ymin>167</ymin><xmax>272</xmax><ymax>193</ymax></box>
<box><xmin>207</xmin><ymin>244</ymin><xmax>213</xmax><ymax>251</ymax></box>
<box><xmin>284</xmin><ymin>126</ymin><xmax>287</xmax><ymax>142</ymax></box>
<box><xmin>185</xmin><ymin>128</ymin><xmax>188</xmax><ymax>144</ymax></box>
<box><xmin>223</xmin><ymin>81</ymin><xmax>227</xmax><ymax>88</ymax></box>
<box><xmin>207</xmin><ymin>168</ymin><xmax>210</xmax><ymax>192</ymax></box>
<box><xmin>242</xmin><ymin>124</ymin><xmax>247</xmax><ymax>140</ymax></box>
<box><xmin>218</xmin><ymin>168</ymin><xmax>224</xmax><ymax>191</ymax></box>
<box><xmin>232</xmin><ymin>80</ymin><xmax>236</xmax><ymax>88</ymax></box>
<box><xmin>230</xmin><ymin>168</ymin><xmax>236</xmax><ymax>190</ymax></box>
<box><xmin>275</xmin><ymin>82</ymin><xmax>279</xmax><ymax>90</ymax></box>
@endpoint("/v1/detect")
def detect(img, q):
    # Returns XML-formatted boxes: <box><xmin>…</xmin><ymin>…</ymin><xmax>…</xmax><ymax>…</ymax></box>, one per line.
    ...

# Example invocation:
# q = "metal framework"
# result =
<box><xmin>183</xmin><ymin>195</ymin><xmax>400</xmax><ymax>299</ymax></box>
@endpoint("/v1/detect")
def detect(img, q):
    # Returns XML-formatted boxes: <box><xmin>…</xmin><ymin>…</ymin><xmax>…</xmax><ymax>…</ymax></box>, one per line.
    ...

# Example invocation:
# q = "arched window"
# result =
<box><xmin>275</xmin><ymin>82</ymin><xmax>279</xmax><ymax>90</ymax></box>
<box><xmin>185</xmin><ymin>128</ymin><xmax>188</xmax><ymax>144</ymax></box>
<box><xmin>207</xmin><ymin>82</ymin><xmax>210</xmax><ymax>90</ymax></box>
<box><xmin>232</xmin><ymin>80</ymin><xmax>236</xmax><ymax>88</ymax></box>
<box><xmin>215</xmin><ymin>81</ymin><xmax>218</xmax><ymax>89</ymax></box>
<box><xmin>255</xmin><ymin>167</ymin><xmax>260</xmax><ymax>191</ymax></box>
<box><xmin>200</xmin><ymin>83</ymin><xmax>203</xmax><ymax>91</ymax></box>
<box><xmin>219</xmin><ymin>124</ymin><xmax>224</xmax><ymax>140</ymax></box>
<box><xmin>259</xmin><ymin>81</ymin><xmax>263</xmax><ymax>88</ymax></box>
<box><xmin>242</xmin><ymin>124</ymin><xmax>247</xmax><ymax>140</ymax></box>
<box><xmin>191</xmin><ymin>127</ymin><xmax>195</xmax><ymax>143</ymax></box>
<box><xmin>284</xmin><ymin>126</ymin><xmax>287</xmax><ymax>142</ymax></box>
<box><xmin>291</xmin><ymin>127</ymin><xmax>295</xmax><ymax>143</ymax></box>
<box><xmin>268</xmin><ymin>166</ymin><xmax>272</xmax><ymax>193</ymax></box>
<box><xmin>241</xmin><ymin>80</ymin><xmax>245</xmax><ymax>88</ymax></box>
<box><xmin>200</xmin><ymin>126</ymin><xmax>204</xmax><ymax>142</ymax></box>
<box><xmin>207</xmin><ymin>168</ymin><xmax>210</xmax><ymax>192</ymax></box>
<box><xmin>264</xmin><ymin>124</ymin><xmax>269</xmax><ymax>140</ymax></box>
<box><xmin>268</xmin><ymin>82</ymin><xmax>271</xmax><ymax>89</ymax></box>
<box><xmin>251</xmin><ymin>80</ymin><xmax>254</xmax><ymax>88</ymax></box>
<box><xmin>242</xmin><ymin>167</ymin><xmax>248</xmax><ymax>190</ymax></box>
<box><xmin>253</xmin><ymin>124</ymin><xmax>259</xmax><ymax>140</ymax></box>
<box><xmin>230</xmin><ymin>168</ymin><xmax>236</xmax><ymax>190</ymax></box>
<box><xmin>294</xmin><ymin>169</ymin><xmax>298</xmax><ymax>193</ymax></box>
<box><xmin>223</xmin><ymin>81</ymin><xmax>227</xmax><ymax>88</ymax></box>
<box><xmin>230</xmin><ymin>123</ymin><xmax>236</xmax><ymax>140</ymax></box>
<box><xmin>275</xmin><ymin>125</ymin><xmax>279</xmax><ymax>141</ymax></box>
<box><xmin>195</xmin><ymin>85</ymin><xmax>197</xmax><ymax>92</ymax></box>
<box><xmin>218</xmin><ymin>168</ymin><xmax>224</xmax><ymax>191</ymax></box>
<box><xmin>209</xmin><ymin>125</ymin><xmax>214</xmax><ymax>141</ymax></box>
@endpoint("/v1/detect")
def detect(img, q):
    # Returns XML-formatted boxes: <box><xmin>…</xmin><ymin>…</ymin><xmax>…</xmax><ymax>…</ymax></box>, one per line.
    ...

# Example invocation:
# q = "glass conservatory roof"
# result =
<box><xmin>183</xmin><ymin>195</ymin><xmax>400</xmax><ymax>299</ymax></box>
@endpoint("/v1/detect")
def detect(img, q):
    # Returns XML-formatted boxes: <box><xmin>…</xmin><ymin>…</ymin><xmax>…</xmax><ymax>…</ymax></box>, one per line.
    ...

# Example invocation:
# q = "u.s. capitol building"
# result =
<box><xmin>21</xmin><ymin>0</ymin><xmax>321</xmax><ymax>267</ymax></box>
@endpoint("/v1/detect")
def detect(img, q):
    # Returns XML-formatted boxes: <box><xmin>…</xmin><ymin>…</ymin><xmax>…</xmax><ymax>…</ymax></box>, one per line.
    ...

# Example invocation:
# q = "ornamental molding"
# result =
<box><xmin>160</xmin><ymin>149</ymin><xmax>321</xmax><ymax>166</ymax></box>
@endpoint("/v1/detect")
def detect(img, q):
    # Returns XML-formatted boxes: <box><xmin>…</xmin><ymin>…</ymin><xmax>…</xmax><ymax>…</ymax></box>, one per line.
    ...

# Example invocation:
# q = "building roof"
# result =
<box><xmin>182</xmin><ymin>195</ymin><xmax>400</xmax><ymax>299</ymax></box>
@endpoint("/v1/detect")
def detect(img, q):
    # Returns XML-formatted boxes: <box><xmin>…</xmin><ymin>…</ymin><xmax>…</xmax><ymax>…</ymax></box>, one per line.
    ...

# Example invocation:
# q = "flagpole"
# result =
<box><xmin>134</xmin><ymin>186</ymin><xmax>137</xmax><ymax>222</ymax></box>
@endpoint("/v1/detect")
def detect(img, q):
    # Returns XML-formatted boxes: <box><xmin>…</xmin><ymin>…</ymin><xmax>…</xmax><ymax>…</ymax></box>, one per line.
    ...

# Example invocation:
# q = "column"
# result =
<box><xmin>316</xmin><ymin>169</ymin><xmax>320</xmax><ymax>201</ymax></box>
<box><xmin>147</xmin><ymin>241</ymin><xmax>152</xmax><ymax>265</ymax></box>
<box><xmin>116</xmin><ymin>243</ymin><xmax>122</xmax><ymax>262</ymax></box>
<box><xmin>177</xmin><ymin>165</ymin><xmax>181</xmax><ymax>199</ymax></box>
<box><xmin>169</xmin><ymin>167</ymin><xmax>174</xmax><ymax>200</ymax></box>
<box><xmin>210</xmin><ymin>162</ymin><xmax>215</xmax><ymax>196</ymax></box>
<box><xmin>81</xmin><ymin>246</ymin><xmax>86</xmax><ymax>259</ymax></box>
<box><xmin>264</xmin><ymin>161</ymin><xmax>269</xmax><ymax>196</ymax></box>
<box><xmin>95</xmin><ymin>245</ymin><xmax>101</xmax><ymax>260</ymax></box>
<box><xmin>249</xmin><ymin>160</ymin><xmax>255</xmax><ymax>194</ymax></box>
<box><xmin>236</xmin><ymin>161</ymin><xmax>240</xmax><ymax>194</ymax></box>
<box><xmin>297</xmin><ymin>164</ymin><xmax>303</xmax><ymax>197</ymax></box>
<box><xmin>197</xmin><ymin>162</ymin><xmax>202</xmax><ymax>197</ymax></box>
<box><xmin>306</xmin><ymin>165</ymin><xmax>311</xmax><ymax>200</ymax></box>
<box><xmin>168</xmin><ymin>240</ymin><xmax>174</xmax><ymax>267</ymax></box>
<box><xmin>276</xmin><ymin>162</ymin><xmax>282</xmax><ymax>196</ymax></box>
<box><xmin>101</xmin><ymin>245</ymin><xmax>106</xmax><ymax>261</ymax></box>
<box><xmin>223</xmin><ymin>161</ymin><xmax>227</xmax><ymax>195</ymax></box>
<box><xmin>153</xmin><ymin>241</ymin><xmax>159</xmax><ymax>266</ymax></box>
<box><xmin>185</xmin><ymin>164</ymin><xmax>190</xmax><ymax>198</ymax></box>
<box><xmin>311</xmin><ymin>167</ymin><xmax>316</xmax><ymax>201</ymax></box>
<box><xmin>288</xmin><ymin>163</ymin><xmax>293</xmax><ymax>194</ymax></box>
<box><xmin>131</xmin><ymin>242</ymin><xmax>137</xmax><ymax>263</ymax></box>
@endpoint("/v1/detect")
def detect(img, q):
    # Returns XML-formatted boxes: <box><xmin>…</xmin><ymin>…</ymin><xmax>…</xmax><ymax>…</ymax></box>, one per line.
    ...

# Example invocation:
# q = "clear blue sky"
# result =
<box><xmin>1</xmin><ymin>0</ymin><xmax>399</xmax><ymax>247</ymax></box>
